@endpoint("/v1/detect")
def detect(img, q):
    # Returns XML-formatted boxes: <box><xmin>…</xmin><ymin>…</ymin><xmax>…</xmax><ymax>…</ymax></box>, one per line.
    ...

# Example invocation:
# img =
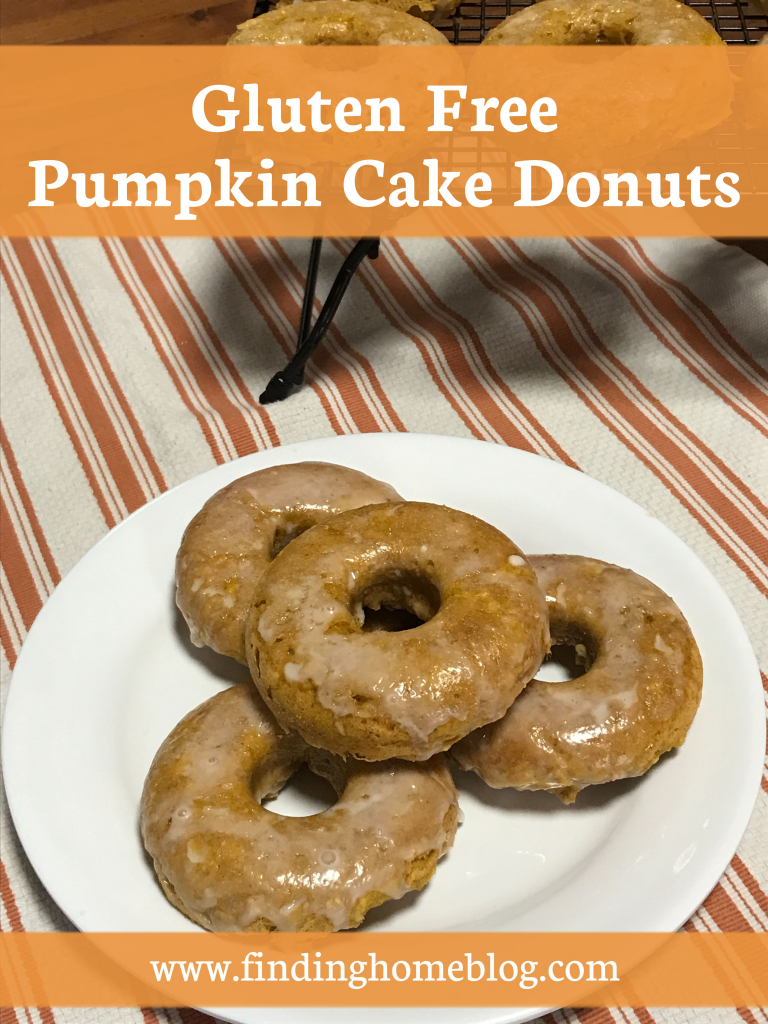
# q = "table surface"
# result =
<box><xmin>1</xmin><ymin>235</ymin><xmax>766</xmax><ymax>1024</ymax></box>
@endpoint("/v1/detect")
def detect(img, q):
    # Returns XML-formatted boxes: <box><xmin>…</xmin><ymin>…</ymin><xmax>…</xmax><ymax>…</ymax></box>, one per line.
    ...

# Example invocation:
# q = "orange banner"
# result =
<box><xmin>1</xmin><ymin>932</ymin><xmax>767</xmax><ymax>1008</ymax></box>
<box><xmin>1</xmin><ymin>45</ymin><xmax>767</xmax><ymax>237</ymax></box>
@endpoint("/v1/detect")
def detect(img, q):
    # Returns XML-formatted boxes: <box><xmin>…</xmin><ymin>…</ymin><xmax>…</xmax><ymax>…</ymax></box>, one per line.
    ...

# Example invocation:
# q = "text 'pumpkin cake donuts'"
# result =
<box><xmin>141</xmin><ymin>683</ymin><xmax>459</xmax><ymax>932</ymax></box>
<box><xmin>452</xmin><ymin>555</ymin><xmax>703</xmax><ymax>803</ymax></box>
<box><xmin>176</xmin><ymin>462</ymin><xmax>400</xmax><ymax>665</ymax></box>
<box><xmin>247</xmin><ymin>501</ymin><xmax>550</xmax><ymax>762</ymax></box>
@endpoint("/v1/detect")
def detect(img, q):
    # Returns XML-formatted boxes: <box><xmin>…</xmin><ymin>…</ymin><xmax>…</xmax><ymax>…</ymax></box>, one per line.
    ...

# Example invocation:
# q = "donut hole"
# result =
<box><xmin>569</xmin><ymin>21</ymin><xmax>636</xmax><ymax>44</ymax></box>
<box><xmin>356</xmin><ymin>573</ymin><xmax>441</xmax><ymax>632</ymax></box>
<box><xmin>262</xmin><ymin>766</ymin><xmax>338</xmax><ymax>817</ymax></box>
<box><xmin>362</xmin><ymin>607</ymin><xmax>425</xmax><ymax>632</ymax></box>
<box><xmin>537</xmin><ymin>640</ymin><xmax>595</xmax><ymax>682</ymax></box>
<box><xmin>270</xmin><ymin>523</ymin><xmax>311</xmax><ymax>560</ymax></box>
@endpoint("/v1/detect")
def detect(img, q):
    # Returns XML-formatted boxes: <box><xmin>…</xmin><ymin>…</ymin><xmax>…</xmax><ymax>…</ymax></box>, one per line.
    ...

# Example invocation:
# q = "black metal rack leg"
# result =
<box><xmin>294</xmin><ymin>237</ymin><xmax>323</xmax><ymax>385</ymax></box>
<box><xmin>259</xmin><ymin>237</ymin><xmax>380</xmax><ymax>405</ymax></box>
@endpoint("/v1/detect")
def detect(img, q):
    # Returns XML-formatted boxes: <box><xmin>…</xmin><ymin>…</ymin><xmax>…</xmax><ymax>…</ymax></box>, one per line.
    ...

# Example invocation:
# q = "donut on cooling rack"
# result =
<box><xmin>175</xmin><ymin>462</ymin><xmax>400</xmax><ymax>665</ymax></box>
<box><xmin>275</xmin><ymin>0</ymin><xmax>462</xmax><ymax>24</ymax></box>
<box><xmin>247</xmin><ymin>501</ymin><xmax>549</xmax><ymax>762</ymax></box>
<box><xmin>227</xmin><ymin>1</ymin><xmax>451</xmax><ymax>44</ymax></box>
<box><xmin>452</xmin><ymin>555</ymin><xmax>703</xmax><ymax>803</ymax></box>
<box><xmin>141</xmin><ymin>683</ymin><xmax>459</xmax><ymax>931</ymax></box>
<box><xmin>480</xmin><ymin>0</ymin><xmax>724</xmax><ymax>45</ymax></box>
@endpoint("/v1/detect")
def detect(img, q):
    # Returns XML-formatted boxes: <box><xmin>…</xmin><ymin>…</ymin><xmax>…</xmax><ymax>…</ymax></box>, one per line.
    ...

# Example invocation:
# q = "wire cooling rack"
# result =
<box><xmin>257</xmin><ymin>0</ymin><xmax>768</xmax><ymax>403</ymax></box>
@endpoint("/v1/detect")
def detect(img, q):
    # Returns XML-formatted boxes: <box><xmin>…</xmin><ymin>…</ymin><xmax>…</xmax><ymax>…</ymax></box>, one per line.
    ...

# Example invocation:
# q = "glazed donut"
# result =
<box><xmin>176</xmin><ymin>462</ymin><xmax>400</xmax><ymax>665</ymax></box>
<box><xmin>452</xmin><ymin>555</ymin><xmax>703</xmax><ymax>803</ymax></box>
<box><xmin>247</xmin><ymin>501</ymin><xmax>549</xmax><ymax>761</ymax></box>
<box><xmin>275</xmin><ymin>0</ymin><xmax>461</xmax><ymax>25</ymax></box>
<box><xmin>141</xmin><ymin>683</ymin><xmax>459</xmax><ymax>931</ymax></box>
<box><xmin>227</xmin><ymin>1</ymin><xmax>451</xmax><ymax>45</ymax></box>
<box><xmin>481</xmin><ymin>0</ymin><xmax>724</xmax><ymax>46</ymax></box>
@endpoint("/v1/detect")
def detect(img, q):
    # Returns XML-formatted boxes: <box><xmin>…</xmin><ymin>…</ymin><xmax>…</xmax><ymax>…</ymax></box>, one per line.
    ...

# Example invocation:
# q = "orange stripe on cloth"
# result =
<box><xmin>0</xmin><ymin>424</ymin><xmax>59</xmax><ymax>663</ymax></box>
<box><xmin>100</xmin><ymin>238</ymin><xmax>261</xmax><ymax>465</ymax></box>
<box><xmin>2</xmin><ymin>241</ymin><xmax>130</xmax><ymax>526</ymax></box>
<box><xmin>730</xmin><ymin>858</ymin><xmax>768</xmax><ymax>926</ymax></box>
<box><xmin>452</xmin><ymin>237</ymin><xmax>768</xmax><ymax>596</ymax></box>
<box><xmin>337</xmin><ymin>244</ymin><xmax>494</xmax><ymax>443</ymax></box>
<box><xmin>385</xmin><ymin>238</ymin><xmax>577</xmax><ymax>466</ymax></box>
<box><xmin>0</xmin><ymin>863</ymin><xmax>25</xmax><ymax>934</ymax></box>
<box><xmin>498</xmin><ymin>238</ymin><xmax>768</xmax><ymax>535</ymax></box>
<box><xmin>576</xmin><ymin>1010</ymin><xmax>623</xmax><ymax>1024</ymax></box>
<box><xmin>38</xmin><ymin>239</ymin><xmax>168</xmax><ymax>499</ymax></box>
<box><xmin>221</xmin><ymin>237</ymin><xmax>401</xmax><ymax>436</ymax></box>
<box><xmin>343</xmin><ymin>237</ymin><xmax>578</xmax><ymax>465</ymax></box>
<box><xmin>698</xmin><ymin>885</ymin><xmax>754</xmax><ymax>933</ymax></box>
<box><xmin>624</xmin><ymin>239</ymin><xmax>768</xmax><ymax>390</ymax></box>
<box><xmin>267</xmin><ymin>238</ymin><xmax>407</xmax><ymax>434</ymax></box>
<box><xmin>117</xmin><ymin>237</ymin><xmax>277</xmax><ymax>460</ymax></box>
<box><xmin>148</xmin><ymin>239</ymin><xmax>279</xmax><ymax>453</ymax></box>
<box><xmin>568</xmin><ymin>238</ymin><xmax>768</xmax><ymax>439</ymax></box>
<box><xmin>7</xmin><ymin>238</ymin><xmax>165</xmax><ymax>513</ymax></box>
<box><xmin>215</xmin><ymin>237</ymin><xmax>348</xmax><ymax>436</ymax></box>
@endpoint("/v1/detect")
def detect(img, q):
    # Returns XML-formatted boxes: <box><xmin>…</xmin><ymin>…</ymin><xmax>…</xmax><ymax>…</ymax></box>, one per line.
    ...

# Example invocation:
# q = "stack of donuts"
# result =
<box><xmin>141</xmin><ymin>461</ymin><xmax>703</xmax><ymax>933</ymax></box>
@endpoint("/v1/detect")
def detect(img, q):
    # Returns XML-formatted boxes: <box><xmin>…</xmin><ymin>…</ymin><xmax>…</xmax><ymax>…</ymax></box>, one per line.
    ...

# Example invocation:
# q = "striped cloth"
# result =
<box><xmin>1</xmin><ymin>235</ymin><xmax>767</xmax><ymax>1024</ymax></box>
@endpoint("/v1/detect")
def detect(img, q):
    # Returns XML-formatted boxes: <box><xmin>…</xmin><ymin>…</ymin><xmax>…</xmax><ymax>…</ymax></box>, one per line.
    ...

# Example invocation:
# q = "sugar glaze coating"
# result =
<box><xmin>175</xmin><ymin>462</ymin><xmax>400</xmax><ymax>664</ymax></box>
<box><xmin>141</xmin><ymin>684</ymin><xmax>459</xmax><ymax>932</ymax></box>
<box><xmin>452</xmin><ymin>555</ymin><xmax>703</xmax><ymax>803</ymax></box>
<box><xmin>248</xmin><ymin>501</ymin><xmax>549</xmax><ymax>761</ymax></box>
<box><xmin>275</xmin><ymin>0</ymin><xmax>462</xmax><ymax>24</ymax></box>
<box><xmin>481</xmin><ymin>0</ymin><xmax>724</xmax><ymax>45</ymax></box>
<box><xmin>228</xmin><ymin>1</ymin><xmax>451</xmax><ymax>45</ymax></box>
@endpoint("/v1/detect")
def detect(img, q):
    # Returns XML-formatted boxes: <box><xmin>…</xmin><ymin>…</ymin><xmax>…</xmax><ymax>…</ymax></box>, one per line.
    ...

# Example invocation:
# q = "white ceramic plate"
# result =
<box><xmin>3</xmin><ymin>435</ymin><xmax>763</xmax><ymax>1024</ymax></box>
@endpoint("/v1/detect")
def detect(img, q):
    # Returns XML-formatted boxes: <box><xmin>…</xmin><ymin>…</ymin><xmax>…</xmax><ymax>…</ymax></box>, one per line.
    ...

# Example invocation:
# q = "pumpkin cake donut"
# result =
<box><xmin>452</xmin><ymin>555</ymin><xmax>703</xmax><ymax>803</ymax></box>
<box><xmin>247</xmin><ymin>501</ymin><xmax>549</xmax><ymax>761</ymax></box>
<box><xmin>275</xmin><ymin>0</ymin><xmax>462</xmax><ymax>25</ymax></box>
<box><xmin>227</xmin><ymin>1</ymin><xmax>451</xmax><ymax>45</ymax></box>
<box><xmin>141</xmin><ymin>683</ymin><xmax>458</xmax><ymax>932</ymax></box>
<box><xmin>176</xmin><ymin>462</ymin><xmax>400</xmax><ymax>665</ymax></box>
<box><xmin>480</xmin><ymin>0</ymin><xmax>724</xmax><ymax>46</ymax></box>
